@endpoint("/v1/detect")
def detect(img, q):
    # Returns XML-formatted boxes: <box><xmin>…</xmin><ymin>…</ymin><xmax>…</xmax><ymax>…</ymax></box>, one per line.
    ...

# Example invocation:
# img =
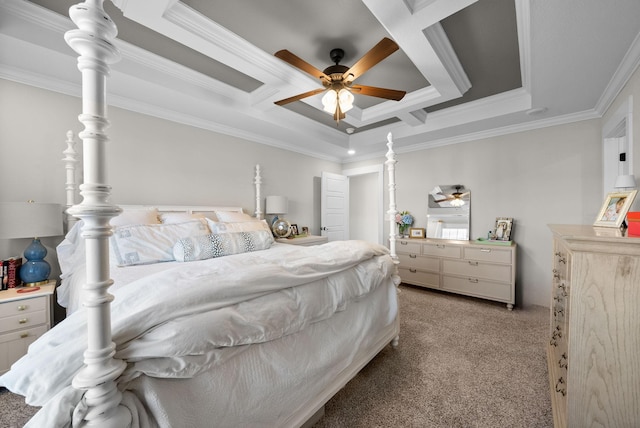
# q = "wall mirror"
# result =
<box><xmin>426</xmin><ymin>185</ymin><xmax>470</xmax><ymax>240</ymax></box>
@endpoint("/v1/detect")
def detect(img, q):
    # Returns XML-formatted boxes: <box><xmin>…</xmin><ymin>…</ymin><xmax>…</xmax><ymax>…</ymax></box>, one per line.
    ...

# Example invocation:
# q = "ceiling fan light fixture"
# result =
<box><xmin>322</xmin><ymin>88</ymin><xmax>354</xmax><ymax>117</ymax></box>
<box><xmin>321</xmin><ymin>90</ymin><xmax>337</xmax><ymax>114</ymax></box>
<box><xmin>450</xmin><ymin>198</ymin><xmax>465</xmax><ymax>207</ymax></box>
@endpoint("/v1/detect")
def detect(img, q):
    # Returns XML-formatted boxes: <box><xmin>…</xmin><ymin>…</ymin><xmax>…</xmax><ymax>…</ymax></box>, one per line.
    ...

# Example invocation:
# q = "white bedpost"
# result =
<box><xmin>62</xmin><ymin>130</ymin><xmax>79</xmax><ymax>232</ymax></box>
<box><xmin>255</xmin><ymin>164</ymin><xmax>263</xmax><ymax>219</ymax></box>
<box><xmin>65</xmin><ymin>1</ymin><xmax>130</xmax><ymax>426</ymax></box>
<box><xmin>385</xmin><ymin>132</ymin><xmax>398</xmax><ymax>262</ymax></box>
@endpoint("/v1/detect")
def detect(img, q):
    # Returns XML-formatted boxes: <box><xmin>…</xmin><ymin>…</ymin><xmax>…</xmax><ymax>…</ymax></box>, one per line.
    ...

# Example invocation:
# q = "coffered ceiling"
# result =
<box><xmin>2</xmin><ymin>0</ymin><xmax>640</xmax><ymax>162</ymax></box>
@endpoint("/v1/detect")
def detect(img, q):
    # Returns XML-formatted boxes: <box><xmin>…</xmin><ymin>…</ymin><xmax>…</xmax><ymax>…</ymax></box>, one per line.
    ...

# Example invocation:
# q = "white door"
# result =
<box><xmin>321</xmin><ymin>172</ymin><xmax>349</xmax><ymax>241</ymax></box>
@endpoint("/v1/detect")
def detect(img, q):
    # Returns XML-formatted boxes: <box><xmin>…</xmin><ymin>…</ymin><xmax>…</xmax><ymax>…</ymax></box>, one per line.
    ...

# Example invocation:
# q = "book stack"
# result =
<box><xmin>1</xmin><ymin>257</ymin><xmax>23</xmax><ymax>290</ymax></box>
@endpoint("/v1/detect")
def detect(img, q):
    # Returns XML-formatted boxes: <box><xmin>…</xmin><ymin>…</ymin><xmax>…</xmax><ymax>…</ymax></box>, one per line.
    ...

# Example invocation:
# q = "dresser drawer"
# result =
<box><xmin>397</xmin><ymin>240</ymin><xmax>422</xmax><ymax>254</ymax></box>
<box><xmin>464</xmin><ymin>246</ymin><xmax>512</xmax><ymax>264</ymax></box>
<box><xmin>398</xmin><ymin>254</ymin><xmax>439</xmax><ymax>271</ymax></box>
<box><xmin>422</xmin><ymin>243</ymin><xmax>461</xmax><ymax>259</ymax></box>
<box><xmin>398</xmin><ymin>267</ymin><xmax>440</xmax><ymax>288</ymax></box>
<box><xmin>443</xmin><ymin>259</ymin><xmax>511</xmax><ymax>283</ymax></box>
<box><xmin>443</xmin><ymin>275</ymin><xmax>512</xmax><ymax>302</ymax></box>
<box><xmin>0</xmin><ymin>295</ymin><xmax>47</xmax><ymax>318</ymax></box>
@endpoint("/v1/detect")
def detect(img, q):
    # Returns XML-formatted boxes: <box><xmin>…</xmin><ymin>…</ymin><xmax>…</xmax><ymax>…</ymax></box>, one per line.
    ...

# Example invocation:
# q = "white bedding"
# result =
<box><xmin>1</xmin><ymin>240</ymin><xmax>399</xmax><ymax>427</ymax></box>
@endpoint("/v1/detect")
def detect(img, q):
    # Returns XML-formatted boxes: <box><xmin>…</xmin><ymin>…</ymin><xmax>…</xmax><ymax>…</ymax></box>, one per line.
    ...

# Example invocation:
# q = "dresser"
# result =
<box><xmin>0</xmin><ymin>282</ymin><xmax>55</xmax><ymax>375</ymax></box>
<box><xmin>396</xmin><ymin>238</ymin><xmax>516</xmax><ymax>309</ymax></box>
<box><xmin>547</xmin><ymin>225</ymin><xmax>640</xmax><ymax>428</ymax></box>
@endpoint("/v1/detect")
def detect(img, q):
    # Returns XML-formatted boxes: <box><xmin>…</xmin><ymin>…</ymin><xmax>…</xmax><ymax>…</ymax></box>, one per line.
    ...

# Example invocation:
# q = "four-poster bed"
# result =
<box><xmin>0</xmin><ymin>1</ymin><xmax>402</xmax><ymax>426</ymax></box>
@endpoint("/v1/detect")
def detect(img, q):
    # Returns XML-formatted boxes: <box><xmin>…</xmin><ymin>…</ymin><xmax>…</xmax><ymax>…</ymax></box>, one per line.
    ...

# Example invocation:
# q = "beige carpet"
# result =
<box><xmin>313</xmin><ymin>285</ymin><xmax>553</xmax><ymax>428</ymax></box>
<box><xmin>1</xmin><ymin>285</ymin><xmax>552</xmax><ymax>428</ymax></box>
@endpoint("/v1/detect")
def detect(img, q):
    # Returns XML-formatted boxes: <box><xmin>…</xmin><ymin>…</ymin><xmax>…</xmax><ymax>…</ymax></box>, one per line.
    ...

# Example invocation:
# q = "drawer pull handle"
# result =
<box><xmin>558</xmin><ymin>353</ymin><xmax>568</xmax><ymax>369</ymax></box>
<box><xmin>400</xmin><ymin>241</ymin><xmax>408</xmax><ymax>245</ymax></box>
<box><xmin>17</xmin><ymin>305</ymin><xmax>27</xmax><ymax>311</ymax></box>
<box><xmin>20</xmin><ymin>333</ymin><xmax>29</xmax><ymax>339</ymax></box>
<box><xmin>468</xmin><ymin>261</ymin><xmax>478</xmax><ymax>266</ymax></box>
<box><xmin>468</xmin><ymin>278</ymin><xmax>479</xmax><ymax>283</ymax></box>
<box><xmin>409</xmin><ymin>268</ymin><xmax>417</xmax><ymax>273</ymax></box>
<box><xmin>480</xmin><ymin>249</ymin><xmax>491</xmax><ymax>253</ymax></box>
<box><xmin>19</xmin><ymin>318</ymin><xmax>29</xmax><ymax>324</ymax></box>
<box><xmin>409</xmin><ymin>254</ymin><xmax>417</xmax><ymax>258</ymax></box>
<box><xmin>436</xmin><ymin>244</ymin><xmax>445</xmax><ymax>249</ymax></box>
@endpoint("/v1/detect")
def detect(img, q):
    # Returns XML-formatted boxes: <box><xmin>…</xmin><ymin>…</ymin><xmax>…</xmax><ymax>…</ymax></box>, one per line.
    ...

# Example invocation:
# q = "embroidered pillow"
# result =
<box><xmin>173</xmin><ymin>230</ymin><xmax>274</xmax><ymax>262</ymax></box>
<box><xmin>111</xmin><ymin>220</ymin><xmax>210</xmax><ymax>266</ymax></box>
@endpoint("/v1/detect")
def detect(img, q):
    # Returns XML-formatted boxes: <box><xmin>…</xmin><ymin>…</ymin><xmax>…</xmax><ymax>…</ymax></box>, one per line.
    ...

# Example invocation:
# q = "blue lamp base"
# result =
<box><xmin>19</xmin><ymin>238</ymin><xmax>51</xmax><ymax>286</ymax></box>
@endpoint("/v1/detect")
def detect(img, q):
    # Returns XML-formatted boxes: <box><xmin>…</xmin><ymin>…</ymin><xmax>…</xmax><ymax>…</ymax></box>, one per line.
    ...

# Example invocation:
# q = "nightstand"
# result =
<box><xmin>0</xmin><ymin>282</ymin><xmax>55</xmax><ymax>375</ymax></box>
<box><xmin>276</xmin><ymin>235</ymin><xmax>328</xmax><ymax>246</ymax></box>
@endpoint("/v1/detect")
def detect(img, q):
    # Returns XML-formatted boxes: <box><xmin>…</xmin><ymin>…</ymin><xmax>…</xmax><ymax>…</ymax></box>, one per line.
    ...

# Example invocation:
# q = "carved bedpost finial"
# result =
<box><xmin>385</xmin><ymin>132</ymin><xmax>398</xmax><ymax>262</ymax></box>
<box><xmin>254</xmin><ymin>164</ymin><xmax>263</xmax><ymax>219</ymax></box>
<box><xmin>62</xmin><ymin>130</ymin><xmax>79</xmax><ymax>232</ymax></box>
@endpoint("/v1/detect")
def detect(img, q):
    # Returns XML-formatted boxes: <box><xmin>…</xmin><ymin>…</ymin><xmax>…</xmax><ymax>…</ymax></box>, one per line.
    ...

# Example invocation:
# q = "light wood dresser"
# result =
<box><xmin>396</xmin><ymin>238</ymin><xmax>516</xmax><ymax>309</ymax></box>
<box><xmin>547</xmin><ymin>224</ymin><xmax>640</xmax><ymax>428</ymax></box>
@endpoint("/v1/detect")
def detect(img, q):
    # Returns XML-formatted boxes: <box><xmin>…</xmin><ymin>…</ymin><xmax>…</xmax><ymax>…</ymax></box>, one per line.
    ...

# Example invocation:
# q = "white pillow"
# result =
<box><xmin>214</xmin><ymin>211</ymin><xmax>255</xmax><ymax>223</ymax></box>
<box><xmin>206</xmin><ymin>218</ymin><xmax>272</xmax><ymax>234</ymax></box>
<box><xmin>110</xmin><ymin>220</ymin><xmax>210</xmax><ymax>266</ymax></box>
<box><xmin>110</xmin><ymin>208</ymin><xmax>160</xmax><ymax>227</ymax></box>
<box><xmin>159</xmin><ymin>212</ymin><xmax>206</xmax><ymax>224</ymax></box>
<box><xmin>173</xmin><ymin>230</ymin><xmax>274</xmax><ymax>262</ymax></box>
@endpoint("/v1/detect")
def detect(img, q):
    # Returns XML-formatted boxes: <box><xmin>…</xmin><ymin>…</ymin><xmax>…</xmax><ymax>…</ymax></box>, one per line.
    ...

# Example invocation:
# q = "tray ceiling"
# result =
<box><xmin>2</xmin><ymin>0</ymin><xmax>640</xmax><ymax>162</ymax></box>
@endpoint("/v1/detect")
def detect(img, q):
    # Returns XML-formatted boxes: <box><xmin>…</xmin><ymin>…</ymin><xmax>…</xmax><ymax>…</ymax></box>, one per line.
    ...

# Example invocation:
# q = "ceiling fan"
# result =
<box><xmin>273</xmin><ymin>37</ymin><xmax>406</xmax><ymax>123</ymax></box>
<box><xmin>433</xmin><ymin>185</ymin><xmax>470</xmax><ymax>206</ymax></box>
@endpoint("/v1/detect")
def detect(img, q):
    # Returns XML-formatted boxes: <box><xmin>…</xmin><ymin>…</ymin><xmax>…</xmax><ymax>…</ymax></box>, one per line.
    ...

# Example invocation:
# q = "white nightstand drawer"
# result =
<box><xmin>0</xmin><ymin>309</ymin><xmax>48</xmax><ymax>334</ymax></box>
<box><xmin>0</xmin><ymin>295</ymin><xmax>48</xmax><ymax>318</ymax></box>
<box><xmin>0</xmin><ymin>325</ymin><xmax>48</xmax><ymax>375</ymax></box>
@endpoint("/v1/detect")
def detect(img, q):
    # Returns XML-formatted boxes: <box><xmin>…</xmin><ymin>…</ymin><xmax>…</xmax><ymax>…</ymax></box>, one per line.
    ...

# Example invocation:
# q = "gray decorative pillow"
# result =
<box><xmin>173</xmin><ymin>230</ymin><xmax>274</xmax><ymax>262</ymax></box>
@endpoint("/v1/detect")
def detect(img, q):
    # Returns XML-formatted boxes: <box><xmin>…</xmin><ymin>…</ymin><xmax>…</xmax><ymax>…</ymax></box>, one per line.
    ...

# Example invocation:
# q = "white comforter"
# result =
<box><xmin>1</xmin><ymin>240</ymin><xmax>397</xmax><ymax>427</ymax></box>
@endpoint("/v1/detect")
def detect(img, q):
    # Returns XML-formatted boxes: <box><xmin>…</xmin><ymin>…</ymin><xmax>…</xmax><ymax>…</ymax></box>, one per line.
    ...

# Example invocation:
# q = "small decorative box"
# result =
<box><xmin>627</xmin><ymin>212</ymin><xmax>640</xmax><ymax>236</ymax></box>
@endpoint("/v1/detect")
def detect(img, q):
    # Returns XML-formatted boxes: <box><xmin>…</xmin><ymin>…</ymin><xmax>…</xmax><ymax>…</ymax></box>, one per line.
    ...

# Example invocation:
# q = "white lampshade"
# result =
<box><xmin>614</xmin><ymin>174</ymin><xmax>637</xmax><ymax>189</ymax></box>
<box><xmin>266</xmin><ymin>196</ymin><xmax>288</xmax><ymax>215</ymax></box>
<box><xmin>0</xmin><ymin>202</ymin><xmax>63</xmax><ymax>239</ymax></box>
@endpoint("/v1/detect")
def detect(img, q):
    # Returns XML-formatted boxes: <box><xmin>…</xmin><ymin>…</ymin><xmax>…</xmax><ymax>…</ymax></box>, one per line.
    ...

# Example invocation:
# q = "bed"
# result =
<box><xmin>0</xmin><ymin>2</ymin><xmax>403</xmax><ymax>427</ymax></box>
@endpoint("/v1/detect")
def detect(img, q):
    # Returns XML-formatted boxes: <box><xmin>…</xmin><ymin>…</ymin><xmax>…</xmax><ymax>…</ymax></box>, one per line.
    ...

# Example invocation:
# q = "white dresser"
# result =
<box><xmin>396</xmin><ymin>238</ymin><xmax>516</xmax><ymax>309</ymax></box>
<box><xmin>547</xmin><ymin>225</ymin><xmax>640</xmax><ymax>428</ymax></box>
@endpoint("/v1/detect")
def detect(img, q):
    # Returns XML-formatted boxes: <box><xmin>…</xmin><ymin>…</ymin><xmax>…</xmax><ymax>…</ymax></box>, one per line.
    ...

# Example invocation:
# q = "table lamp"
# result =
<box><xmin>266</xmin><ymin>196</ymin><xmax>291</xmax><ymax>238</ymax></box>
<box><xmin>0</xmin><ymin>202</ymin><xmax>63</xmax><ymax>286</ymax></box>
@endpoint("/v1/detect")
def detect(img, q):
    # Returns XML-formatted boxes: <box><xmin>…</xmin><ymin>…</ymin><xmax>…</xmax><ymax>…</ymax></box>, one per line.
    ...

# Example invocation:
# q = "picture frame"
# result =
<box><xmin>290</xmin><ymin>224</ymin><xmax>299</xmax><ymax>236</ymax></box>
<box><xmin>493</xmin><ymin>217</ymin><xmax>513</xmax><ymax>241</ymax></box>
<box><xmin>301</xmin><ymin>226</ymin><xmax>309</xmax><ymax>236</ymax></box>
<box><xmin>409</xmin><ymin>227</ymin><xmax>426</xmax><ymax>239</ymax></box>
<box><xmin>594</xmin><ymin>190</ymin><xmax>637</xmax><ymax>228</ymax></box>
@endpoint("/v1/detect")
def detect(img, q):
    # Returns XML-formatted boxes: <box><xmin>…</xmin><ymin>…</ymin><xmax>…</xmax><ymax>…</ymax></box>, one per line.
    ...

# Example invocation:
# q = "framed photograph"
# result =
<box><xmin>493</xmin><ymin>217</ymin><xmax>513</xmax><ymax>241</ymax></box>
<box><xmin>290</xmin><ymin>224</ymin><xmax>299</xmax><ymax>236</ymax></box>
<box><xmin>409</xmin><ymin>227</ymin><xmax>426</xmax><ymax>239</ymax></box>
<box><xmin>301</xmin><ymin>226</ymin><xmax>309</xmax><ymax>236</ymax></box>
<box><xmin>594</xmin><ymin>190</ymin><xmax>637</xmax><ymax>228</ymax></box>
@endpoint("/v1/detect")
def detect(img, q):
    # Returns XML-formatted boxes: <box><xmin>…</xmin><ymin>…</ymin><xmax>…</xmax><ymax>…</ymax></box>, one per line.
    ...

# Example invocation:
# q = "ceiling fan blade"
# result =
<box><xmin>274</xmin><ymin>88</ymin><xmax>327</xmax><ymax>106</ymax></box>
<box><xmin>342</xmin><ymin>37</ymin><xmax>400</xmax><ymax>82</ymax></box>
<box><xmin>350</xmin><ymin>85</ymin><xmax>406</xmax><ymax>101</ymax></box>
<box><xmin>274</xmin><ymin>50</ymin><xmax>330</xmax><ymax>81</ymax></box>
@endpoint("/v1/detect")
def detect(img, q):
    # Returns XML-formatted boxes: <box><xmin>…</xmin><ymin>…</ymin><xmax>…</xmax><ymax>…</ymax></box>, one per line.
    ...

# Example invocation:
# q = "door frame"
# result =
<box><xmin>342</xmin><ymin>164</ymin><xmax>384</xmax><ymax>245</ymax></box>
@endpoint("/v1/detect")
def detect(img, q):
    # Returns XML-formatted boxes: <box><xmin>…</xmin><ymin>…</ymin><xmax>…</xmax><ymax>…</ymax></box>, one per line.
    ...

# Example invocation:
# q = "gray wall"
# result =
<box><xmin>3</xmin><ymin>65</ymin><xmax>640</xmax><ymax>309</ymax></box>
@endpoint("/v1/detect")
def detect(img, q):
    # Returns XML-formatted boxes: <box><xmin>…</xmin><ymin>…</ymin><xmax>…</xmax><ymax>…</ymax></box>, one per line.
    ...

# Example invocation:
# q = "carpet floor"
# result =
<box><xmin>1</xmin><ymin>284</ymin><xmax>553</xmax><ymax>428</ymax></box>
